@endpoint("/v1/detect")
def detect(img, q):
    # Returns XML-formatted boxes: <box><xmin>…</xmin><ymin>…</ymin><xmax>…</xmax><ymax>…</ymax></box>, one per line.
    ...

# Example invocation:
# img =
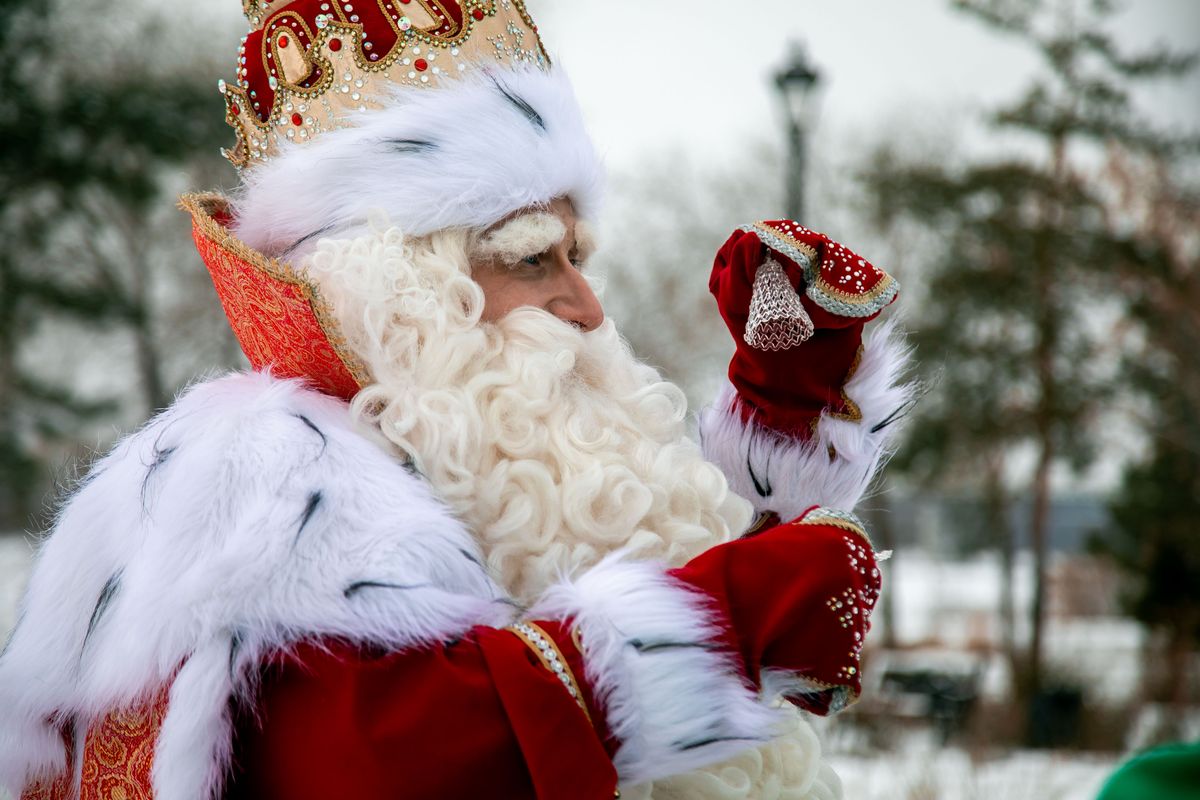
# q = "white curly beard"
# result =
<box><xmin>303</xmin><ymin>222</ymin><xmax>841</xmax><ymax>800</ymax></box>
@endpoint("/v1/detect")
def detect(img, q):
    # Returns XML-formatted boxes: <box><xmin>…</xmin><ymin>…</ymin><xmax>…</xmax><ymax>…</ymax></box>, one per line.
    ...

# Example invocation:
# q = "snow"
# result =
<box><xmin>878</xmin><ymin>550</ymin><xmax>1146</xmax><ymax>705</ymax></box>
<box><xmin>828</xmin><ymin>747</ymin><xmax>1117</xmax><ymax>800</ymax></box>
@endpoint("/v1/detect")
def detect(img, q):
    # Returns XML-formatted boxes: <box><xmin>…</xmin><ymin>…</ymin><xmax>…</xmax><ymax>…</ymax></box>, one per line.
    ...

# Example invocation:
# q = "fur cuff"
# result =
<box><xmin>534</xmin><ymin>555</ymin><xmax>783</xmax><ymax>787</ymax></box>
<box><xmin>699</xmin><ymin>320</ymin><xmax>914</xmax><ymax>521</ymax></box>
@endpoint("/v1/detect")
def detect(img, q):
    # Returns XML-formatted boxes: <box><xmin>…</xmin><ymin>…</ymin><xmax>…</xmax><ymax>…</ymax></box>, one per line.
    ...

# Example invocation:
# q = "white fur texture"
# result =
<box><xmin>0</xmin><ymin>371</ymin><xmax>511</xmax><ymax>800</ymax></box>
<box><xmin>699</xmin><ymin>320</ymin><xmax>915</xmax><ymax>521</ymax></box>
<box><xmin>305</xmin><ymin>224</ymin><xmax>753</xmax><ymax>603</ymax></box>
<box><xmin>232</xmin><ymin>66</ymin><xmax>604</xmax><ymax>259</ymax></box>
<box><xmin>535</xmin><ymin>555</ymin><xmax>784</xmax><ymax>787</ymax></box>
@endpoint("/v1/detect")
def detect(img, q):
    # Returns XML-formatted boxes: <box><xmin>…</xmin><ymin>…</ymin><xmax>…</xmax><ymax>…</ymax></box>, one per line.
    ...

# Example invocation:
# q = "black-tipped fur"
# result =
<box><xmin>141</xmin><ymin>444</ymin><xmax>178</xmax><ymax>512</ymax></box>
<box><xmin>344</xmin><ymin>580</ymin><xmax>431</xmax><ymax>599</ymax></box>
<box><xmin>293</xmin><ymin>491</ymin><xmax>324</xmax><ymax>549</ymax></box>
<box><xmin>83</xmin><ymin>571</ymin><xmax>123</xmax><ymax>651</ymax></box>
<box><xmin>747</xmin><ymin>446</ymin><xmax>772</xmax><ymax>499</ymax></box>
<box><xmin>869</xmin><ymin>396</ymin><xmax>919</xmax><ymax>434</ymax></box>
<box><xmin>676</xmin><ymin>734</ymin><xmax>766</xmax><ymax>752</ymax></box>
<box><xmin>228</xmin><ymin>629</ymin><xmax>244</xmax><ymax>680</ymax></box>
<box><xmin>282</xmin><ymin>224</ymin><xmax>336</xmax><ymax>259</ymax></box>
<box><xmin>492</xmin><ymin>78</ymin><xmax>545</xmax><ymax>132</ymax></box>
<box><xmin>629</xmin><ymin>638</ymin><xmax>721</xmax><ymax>654</ymax></box>
<box><xmin>293</xmin><ymin>413</ymin><xmax>328</xmax><ymax>454</ymax></box>
<box><xmin>387</xmin><ymin>138</ymin><xmax>439</xmax><ymax>154</ymax></box>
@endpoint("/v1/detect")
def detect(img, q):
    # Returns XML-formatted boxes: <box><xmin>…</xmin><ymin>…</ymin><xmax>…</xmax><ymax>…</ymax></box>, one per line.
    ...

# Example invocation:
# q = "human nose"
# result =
<box><xmin>548</xmin><ymin>256</ymin><xmax>605</xmax><ymax>332</ymax></box>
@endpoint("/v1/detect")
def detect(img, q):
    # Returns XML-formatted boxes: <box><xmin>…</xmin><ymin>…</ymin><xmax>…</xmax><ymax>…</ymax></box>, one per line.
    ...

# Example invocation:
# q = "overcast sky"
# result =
<box><xmin>197</xmin><ymin>1</ymin><xmax>1199</xmax><ymax>174</ymax></box>
<box><xmin>524</xmin><ymin>0</ymin><xmax>1200</xmax><ymax>169</ymax></box>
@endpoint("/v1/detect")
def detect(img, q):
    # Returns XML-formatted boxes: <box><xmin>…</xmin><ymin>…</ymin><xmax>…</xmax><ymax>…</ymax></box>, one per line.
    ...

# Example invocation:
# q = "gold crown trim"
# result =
<box><xmin>221</xmin><ymin>1</ymin><xmax>548</xmax><ymax>169</ymax></box>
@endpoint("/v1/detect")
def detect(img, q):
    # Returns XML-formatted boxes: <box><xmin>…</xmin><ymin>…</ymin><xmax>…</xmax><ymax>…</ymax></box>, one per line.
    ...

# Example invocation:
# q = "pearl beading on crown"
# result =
<box><xmin>221</xmin><ymin>0</ymin><xmax>547</xmax><ymax>169</ymax></box>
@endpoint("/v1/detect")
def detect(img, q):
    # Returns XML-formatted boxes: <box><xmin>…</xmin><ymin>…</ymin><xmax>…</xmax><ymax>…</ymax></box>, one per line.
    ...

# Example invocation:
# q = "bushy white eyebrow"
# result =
<box><xmin>575</xmin><ymin>221</ymin><xmax>598</xmax><ymax>262</ymax></box>
<box><xmin>474</xmin><ymin>212</ymin><xmax>566</xmax><ymax>263</ymax></box>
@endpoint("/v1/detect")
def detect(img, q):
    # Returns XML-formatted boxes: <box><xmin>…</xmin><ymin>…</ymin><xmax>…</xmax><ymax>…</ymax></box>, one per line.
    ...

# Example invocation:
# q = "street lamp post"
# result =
<box><xmin>774</xmin><ymin>45</ymin><xmax>821</xmax><ymax>223</ymax></box>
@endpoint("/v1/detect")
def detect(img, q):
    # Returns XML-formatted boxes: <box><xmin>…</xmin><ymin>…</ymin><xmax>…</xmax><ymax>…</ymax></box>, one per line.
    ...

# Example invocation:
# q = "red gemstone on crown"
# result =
<box><xmin>472</xmin><ymin>8</ymin><xmax>484</xmax><ymax>20</ymax></box>
<box><xmin>328</xmin><ymin>38</ymin><xmax>342</xmax><ymax>51</ymax></box>
<box><xmin>414</xmin><ymin>58</ymin><xmax>428</xmax><ymax>71</ymax></box>
<box><xmin>231</xmin><ymin>103</ymin><xmax>241</xmax><ymax>116</ymax></box>
<box><xmin>291</xmin><ymin>112</ymin><xmax>304</xmax><ymax>126</ymax></box>
<box><xmin>278</xmin><ymin>34</ymin><xmax>290</xmax><ymax>48</ymax></box>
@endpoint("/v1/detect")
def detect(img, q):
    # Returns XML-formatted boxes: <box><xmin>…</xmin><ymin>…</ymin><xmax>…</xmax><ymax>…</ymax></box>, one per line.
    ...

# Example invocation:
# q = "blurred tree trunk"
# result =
<box><xmin>1026</xmin><ymin>130</ymin><xmax>1065</xmax><ymax>707</ymax></box>
<box><xmin>866</xmin><ymin>497</ymin><xmax>898</xmax><ymax>650</ymax></box>
<box><xmin>1164</xmin><ymin>616</ymin><xmax>1197</xmax><ymax>738</ymax></box>
<box><xmin>982</xmin><ymin>453</ymin><xmax>1017</xmax><ymax>680</ymax></box>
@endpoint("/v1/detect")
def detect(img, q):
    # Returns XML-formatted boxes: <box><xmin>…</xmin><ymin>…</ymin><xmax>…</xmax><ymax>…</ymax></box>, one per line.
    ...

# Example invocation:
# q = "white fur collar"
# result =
<box><xmin>0</xmin><ymin>371</ymin><xmax>512</xmax><ymax>800</ymax></box>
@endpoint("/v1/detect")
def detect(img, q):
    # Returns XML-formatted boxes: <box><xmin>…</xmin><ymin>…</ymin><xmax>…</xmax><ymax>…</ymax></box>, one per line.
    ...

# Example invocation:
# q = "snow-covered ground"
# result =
<box><xmin>879</xmin><ymin>550</ymin><xmax>1145</xmax><ymax>704</ymax></box>
<box><xmin>829</xmin><ymin>747</ymin><xmax>1117</xmax><ymax>800</ymax></box>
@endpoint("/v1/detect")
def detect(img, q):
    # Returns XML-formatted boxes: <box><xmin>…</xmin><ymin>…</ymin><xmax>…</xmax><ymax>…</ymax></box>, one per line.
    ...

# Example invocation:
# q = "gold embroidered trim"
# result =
<box><xmin>571</xmin><ymin>625</ymin><xmax>586</xmax><ymax>656</ymax></box>
<box><xmin>748</xmin><ymin>222</ymin><xmax>898</xmax><ymax>312</ymax></box>
<box><xmin>225</xmin><ymin>0</ymin><xmax>550</xmax><ymax>168</ymax></box>
<box><xmin>751</xmin><ymin>222</ymin><xmax>817</xmax><ymax>264</ymax></box>
<box><xmin>795</xmin><ymin>507</ymin><xmax>874</xmax><ymax>549</ymax></box>
<box><xmin>508</xmin><ymin>622</ymin><xmax>592</xmax><ymax>724</ymax></box>
<box><xmin>808</xmin><ymin>344</ymin><xmax>866</xmax><ymax>438</ymax></box>
<box><xmin>177</xmin><ymin>191</ymin><xmax>372</xmax><ymax>389</ymax></box>
<box><xmin>745</xmin><ymin>512</ymin><xmax>777</xmax><ymax>536</ymax></box>
<box><xmin>829</xmin><ymin>344</ymin><xmax>865</xmax><ymax>423</ymax></box>
<box><xmin>786</xmin><ymin>674</ymin><xmax>861</xmax><ymax>712</ymax></box>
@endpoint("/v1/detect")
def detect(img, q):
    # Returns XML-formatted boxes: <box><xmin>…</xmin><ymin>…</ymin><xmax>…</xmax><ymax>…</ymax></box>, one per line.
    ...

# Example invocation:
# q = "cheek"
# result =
<box><xmin>479</xmin><ymin>273</ymin><xmax>549</xmax><ymax>323</ymax></box>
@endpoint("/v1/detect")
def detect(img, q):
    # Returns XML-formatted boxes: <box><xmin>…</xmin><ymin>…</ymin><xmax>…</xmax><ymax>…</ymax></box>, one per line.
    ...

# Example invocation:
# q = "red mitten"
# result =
<box><xmin>710</xmin><ymin>221</ymin><xmax>899</xmax><ymax>438</ymax></box>
<box><xmin>669</xmin><ymin>507</ymin><xmax>881</xmax><ymax>714</ymax></box>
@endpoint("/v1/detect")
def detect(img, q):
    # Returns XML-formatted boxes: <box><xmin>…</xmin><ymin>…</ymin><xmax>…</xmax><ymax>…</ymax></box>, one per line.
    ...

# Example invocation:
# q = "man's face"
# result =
<box><xmin>471</xmin><ymin>197</ymin><xmax>604</xmax><ymax>330</ymax></box>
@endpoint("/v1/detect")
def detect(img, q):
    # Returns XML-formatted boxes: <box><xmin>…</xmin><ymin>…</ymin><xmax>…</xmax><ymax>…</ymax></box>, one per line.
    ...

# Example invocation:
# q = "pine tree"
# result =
<box><xmin>861</xmin><ymin>0</ymin><xmax>1198</xmax><ymax>742</ymax></box>
<box><xmin>0</xmin><ymin>0</ymin><xmax>231</xmax><ymax>527</ymax></box>
<box><xmin>1090</xmin><ymin>145</ymin><xmax>1200</xmax><ymax>742</ymax></box>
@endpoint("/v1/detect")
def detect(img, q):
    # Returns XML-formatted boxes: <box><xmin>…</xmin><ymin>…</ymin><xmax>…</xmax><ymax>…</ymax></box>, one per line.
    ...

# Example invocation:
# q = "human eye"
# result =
<box><xmin>510</xmin><ymin>252</ymin><xmax>548</xmax><ymax>279</ymax></box>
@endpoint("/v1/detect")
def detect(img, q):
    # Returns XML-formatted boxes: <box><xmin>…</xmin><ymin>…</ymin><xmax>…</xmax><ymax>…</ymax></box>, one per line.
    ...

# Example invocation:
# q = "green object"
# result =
<box><xmin>1096</xmin><ymin>741</ymin><xmax>1200</xmax><ymax>800</ymax></box>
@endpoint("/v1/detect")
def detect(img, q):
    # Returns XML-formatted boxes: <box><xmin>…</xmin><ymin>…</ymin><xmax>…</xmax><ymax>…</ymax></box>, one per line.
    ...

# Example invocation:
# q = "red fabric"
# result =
<box><xmin>534</xmin><ymin>619</ymin><xmax>618</xmax><ymax>758</ymax></box>
<box><xmin>709</xmin><ymin>223</ymin><xmax>896</xmax><ymax>438</ymax></box>
<box><xmin>19</xmin><ymin>519</ymin><xmax>878</xmax><ymax>798</ymax></box>
<box><xmin>226</xmin><ymin>517</ymin><xmax>877</xmax><ymax>797</ymax></box>
<box><xmin>187</xmin><ymin>197</ymin><xmax>365</xmax><ymax>401</ymax></box>
<box><xmin>671</xmin><ymin>514</ymin><xmax>880</xmax><ymax>714</ymax></box>
<box><xmin>226</xmin><ymin>633</ymin><xmax>617</xmax><ymax>800</ymax></box>
<box><xmin>239</xmin><ymin>1</ymin><xmax>467</xmax><ymax>125</ymax></box>
<box><xmin>22</xmin><ymin>687</ymin><xmax>173</xmax><ymax>800</ymax></box>
<box><xmin>19</xmin><ymin>728</ymin><xmax>74</xmax><ymax>800</ymax></box>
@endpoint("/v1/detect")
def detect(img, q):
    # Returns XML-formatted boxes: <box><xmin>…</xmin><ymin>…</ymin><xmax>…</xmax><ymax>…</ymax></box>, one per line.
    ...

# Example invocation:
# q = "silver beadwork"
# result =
<box><xmin>744</xmin><ymin>257</ymin><xmax>814</xmax><ymax>351</ymax></box>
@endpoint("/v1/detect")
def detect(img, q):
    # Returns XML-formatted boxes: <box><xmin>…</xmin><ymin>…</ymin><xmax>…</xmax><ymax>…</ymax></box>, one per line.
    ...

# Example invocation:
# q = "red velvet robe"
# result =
<box><xmin>24</xmin><ymin>514</ymin><xmax>877</xmax><ymax>800</ymax></box>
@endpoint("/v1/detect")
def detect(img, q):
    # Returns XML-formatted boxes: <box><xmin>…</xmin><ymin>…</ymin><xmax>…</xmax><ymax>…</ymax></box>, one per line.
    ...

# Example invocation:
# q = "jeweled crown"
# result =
<box><xmin>222</xmin><ymin>0</ymin><xmax>548</xmax><ymax>169</ymax></box>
